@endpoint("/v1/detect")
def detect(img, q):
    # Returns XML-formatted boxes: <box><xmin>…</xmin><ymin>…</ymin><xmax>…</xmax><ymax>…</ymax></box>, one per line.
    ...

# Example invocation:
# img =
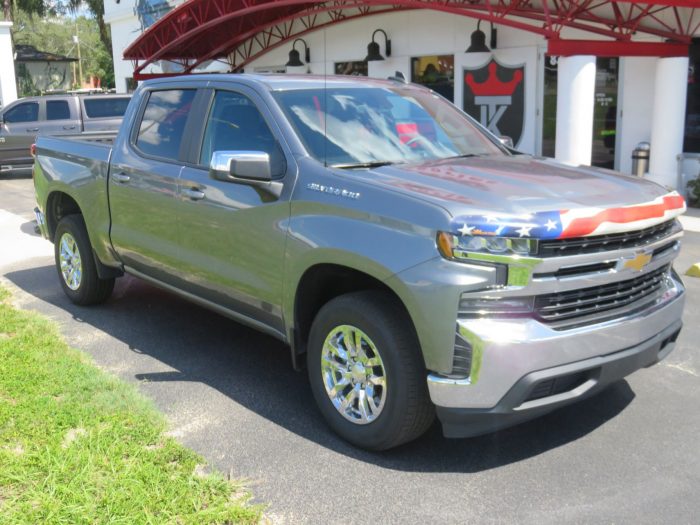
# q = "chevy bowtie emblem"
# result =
<box><xmin>621</xmin><ymin>251</ymin><xmax>653</xmax><ymax>272</ymax></box>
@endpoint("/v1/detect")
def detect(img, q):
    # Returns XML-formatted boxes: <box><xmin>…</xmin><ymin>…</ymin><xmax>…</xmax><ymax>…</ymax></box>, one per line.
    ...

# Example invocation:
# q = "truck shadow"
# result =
<box><xmin>5</xmin><ymin>264</ymin><xmax>635</xmax><ymax>474</ymax></box>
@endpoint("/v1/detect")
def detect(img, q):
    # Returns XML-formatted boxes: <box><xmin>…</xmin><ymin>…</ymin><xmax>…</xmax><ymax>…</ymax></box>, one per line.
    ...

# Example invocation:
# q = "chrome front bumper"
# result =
<box><xmin>427</xmin><ymin>271</ymin><xmax>685</xmax><ymax>410</ymax></box>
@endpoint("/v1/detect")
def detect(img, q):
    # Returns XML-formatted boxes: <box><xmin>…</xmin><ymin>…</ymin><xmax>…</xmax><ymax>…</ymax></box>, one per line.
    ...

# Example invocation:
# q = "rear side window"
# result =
<box><xmin>47</xmin><ymin>100</ymin><xmax>71</xmax><ymax>120</ymax></box>
<box><xmin>135</xmin><ymin>90</ymin><xmax>195</xmax><ymax>160</ymax></box>
<box><xmin>83</xmin><ymin>97</ymin><xmax>131</xmax><ymax>118</ymax></box>
<box><xmin>4</xmin><ymin>102</ymin><xmax>39</xmax><ymax>123</ymax></box>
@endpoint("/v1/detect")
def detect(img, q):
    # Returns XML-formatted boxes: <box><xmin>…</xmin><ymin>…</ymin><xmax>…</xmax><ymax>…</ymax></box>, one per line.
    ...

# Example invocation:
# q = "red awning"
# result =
<box><xmin>124</xmin><ymin>0</ymin><xmax>699</xmax><ymax>80</ymax></box>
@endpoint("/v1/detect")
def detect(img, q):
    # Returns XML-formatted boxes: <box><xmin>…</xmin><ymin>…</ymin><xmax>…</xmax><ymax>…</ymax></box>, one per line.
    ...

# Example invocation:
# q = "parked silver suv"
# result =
<box><xmin>0</xmin><ymin>93</ymin><xmax>130</xmax><ymax>172</ymax></box>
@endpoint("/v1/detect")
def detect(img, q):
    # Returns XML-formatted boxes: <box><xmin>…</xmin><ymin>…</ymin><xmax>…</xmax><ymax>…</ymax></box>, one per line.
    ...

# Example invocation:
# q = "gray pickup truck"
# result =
<box><xmin>33</xmin><ymin>74</ymin><xmax>687</xmax><ymax>450</ymax></box>
<box><xmin>1</xmin><ymin>93</ymin><xmax>131</xmax><ymax>172</ymax></box>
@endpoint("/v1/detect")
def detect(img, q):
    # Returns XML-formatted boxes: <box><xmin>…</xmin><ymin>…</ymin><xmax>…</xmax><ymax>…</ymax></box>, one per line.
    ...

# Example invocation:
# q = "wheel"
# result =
<box><xmin>54</xmin><ymin>215</ymin><xmax>114</xmax><ymax>305</ymax></box>
<box><xmin>307</xmin><ymin>291</ymin><xmax>435</xmax><ymax>450</ymax></box>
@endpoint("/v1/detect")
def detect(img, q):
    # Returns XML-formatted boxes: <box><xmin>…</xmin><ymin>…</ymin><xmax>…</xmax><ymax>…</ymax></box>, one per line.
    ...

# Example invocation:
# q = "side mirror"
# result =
<box><xmin>209</xmin><ymin>151</ymin><xmax>272</xmax><ymax>182</ymax></box>
<box><xmin>498</xmin><ymin>136</ymin><xmax>514</xmax><ymax>149</ymax></box>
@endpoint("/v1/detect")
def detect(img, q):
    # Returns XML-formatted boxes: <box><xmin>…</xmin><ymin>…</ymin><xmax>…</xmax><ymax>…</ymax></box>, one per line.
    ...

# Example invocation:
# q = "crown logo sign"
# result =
<box><xmin>465</xmin><ymin>62</ymin><xmax>523</xmax><ymax>97</ymax></box>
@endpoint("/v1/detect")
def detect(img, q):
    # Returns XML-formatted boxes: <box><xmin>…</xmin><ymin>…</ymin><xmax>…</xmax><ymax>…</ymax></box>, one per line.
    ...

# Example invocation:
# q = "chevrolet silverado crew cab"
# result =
<box><xmin>33</xmin><ymin>75</ymin><xmax>686</xmax><ymax>450</ymax></box>
<box><xmin>1</xmin><ymin>93</ymin><xmax>131</xmax><ymax>172</ymax></box>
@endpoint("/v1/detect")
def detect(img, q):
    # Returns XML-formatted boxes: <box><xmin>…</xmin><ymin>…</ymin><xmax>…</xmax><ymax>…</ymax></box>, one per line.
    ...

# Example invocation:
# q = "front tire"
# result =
<box><xmin>307</xmin><ymin>291</ymin><xmax>434</xmax><ymax>450</ymax></box>
<box><xmin>54</xmin><ymin>215</ymin><xmax>114</xmax><ymax>305</ymax></box>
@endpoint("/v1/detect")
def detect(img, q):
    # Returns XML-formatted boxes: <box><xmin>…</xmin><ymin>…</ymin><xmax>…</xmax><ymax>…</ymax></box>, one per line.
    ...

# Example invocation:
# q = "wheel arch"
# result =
<box><xmin>46</xmin><ymin>190</ymin><xmax>82</xmax><ymax>241</ymax></box>
<box><xmin>290</xmin><ymin>262</ymin><xmax>422</xmax><ymax>370</ymax></box>
<box><xmin>45</xmin><ymin>189</ymin><xmax>122</xmax><ymax>280</ymax></box>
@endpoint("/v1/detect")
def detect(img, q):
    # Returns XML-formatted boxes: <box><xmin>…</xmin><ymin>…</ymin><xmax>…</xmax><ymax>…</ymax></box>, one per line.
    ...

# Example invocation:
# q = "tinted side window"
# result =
<box><xmin>199</xmin><ymin>90</ymin><xmax>285</xmax><ymax>176</ymax></box>
<box><xmin>4</xmin><ymin>102</ymin><xmax>39</xmax><ymax>123</ymax></box>
<box><xmin>84</xmin><ymin>97</ymin><xmax>131</xmax><ymax>118</ymax></box>
<box><xmin>136</xmin><ymin>90</ymin><xmax>195</xmax><ymax>160</ymax></box>
<box><xmin>47</xmin><ymin>100</ymin><xmax>71</xmax><ymax>120</ymax></box>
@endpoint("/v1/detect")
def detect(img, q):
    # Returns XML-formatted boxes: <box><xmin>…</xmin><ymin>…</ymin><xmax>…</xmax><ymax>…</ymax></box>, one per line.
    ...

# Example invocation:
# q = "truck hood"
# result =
<box><xmin>346</xmin><ymin>155</ymin><xmax>686</xmax><ymax>238</ymax></box>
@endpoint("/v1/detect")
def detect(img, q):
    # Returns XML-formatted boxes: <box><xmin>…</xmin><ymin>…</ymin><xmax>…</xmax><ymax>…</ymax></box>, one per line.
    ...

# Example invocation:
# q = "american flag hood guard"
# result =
<box><xmin>449</xmin><ymin>191</ymin><xmax>686</xmax><ymax>240</ymax></box>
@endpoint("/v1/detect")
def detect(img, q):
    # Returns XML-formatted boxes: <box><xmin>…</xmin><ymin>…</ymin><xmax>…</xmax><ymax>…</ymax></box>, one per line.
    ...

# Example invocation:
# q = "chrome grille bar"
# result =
<box><xmin>534</xmin><ymin>265</ymin><xmax>669</xmax><ymax>327</ymax></box>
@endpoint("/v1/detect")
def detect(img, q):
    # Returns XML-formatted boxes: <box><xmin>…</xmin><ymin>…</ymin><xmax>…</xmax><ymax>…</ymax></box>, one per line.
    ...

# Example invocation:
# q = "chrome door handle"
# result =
<box><xmin>62</xmin><ymin>125</ymin><xmax>76</xmax><ymax>130</ymax></box>
<box><xmin>182</xmin><ymin>187</ymin><xmax>205</xmax><ymax>201</ymax></box>
<box><xmin>112</xmin><ymin>172</ymin><xmax>131</xmax><ymax>183</ymax></box>
<box><xmin>26</xmin><ymin>128</ymin><xmax>39</xmax><ymax>132</ymax></box>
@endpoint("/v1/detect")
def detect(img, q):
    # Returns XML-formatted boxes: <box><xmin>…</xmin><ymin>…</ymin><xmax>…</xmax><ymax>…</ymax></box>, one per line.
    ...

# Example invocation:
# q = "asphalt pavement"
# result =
<box><xmin>1</xmin><ymin>174</ymin><xmax>699</xmax><ymax>524</ymax></box>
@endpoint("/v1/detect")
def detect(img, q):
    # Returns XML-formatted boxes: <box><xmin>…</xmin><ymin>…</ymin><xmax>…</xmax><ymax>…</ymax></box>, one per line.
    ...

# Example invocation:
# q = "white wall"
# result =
<box><xmin>105</xmin><ymin>5</ymin><xmax>144</xmax><ymax>93</ymax></box>
<box><xmin>0</xmin><ymin>21</ymin><xmax>17</xmax><ymax>106</ymax></box>
<box><xmin>105</xmin><ymin>0</ymin><xmax>189</xmax><ymax>93</ymax></box>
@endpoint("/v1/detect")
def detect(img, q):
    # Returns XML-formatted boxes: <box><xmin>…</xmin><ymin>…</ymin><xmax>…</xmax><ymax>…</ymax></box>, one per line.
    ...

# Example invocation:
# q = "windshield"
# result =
<box><xmin>273</xmin><ymin>86</ymin><xmax>505</xmax><ymax>167</ymax></box>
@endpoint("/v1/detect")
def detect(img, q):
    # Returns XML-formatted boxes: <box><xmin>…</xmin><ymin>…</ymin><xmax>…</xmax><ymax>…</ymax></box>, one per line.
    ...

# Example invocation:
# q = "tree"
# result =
<box><xmin>66</xmin><ymin>0</ymin><xmax>111</xmax><ymax>56</ymax></box>
<box><xmin>4</xmin><ymin>1</ymin><xmax>110</xmax><ymax>55</ymax></box>
<box><xmin>11</xmin><ymin>7</ymin><xmax>115</xmax><ymax>91</ymax></box>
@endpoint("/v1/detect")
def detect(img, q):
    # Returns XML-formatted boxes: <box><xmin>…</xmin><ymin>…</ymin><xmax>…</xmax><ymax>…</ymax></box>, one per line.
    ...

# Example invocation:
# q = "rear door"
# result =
<box><xmin>0</xmin><ymin>100</ymin><xmax>40</xmax><ymax>166</ymax></box>
<box><xmin>41</xmin><ymin>98</ymin><xmax>81</xmax><ymax>136</ymax></box>
<box><xmin>173</xmin><ymin>85</ymin><xmax>295</xmax><ymax>332</ymax></box>
<box><xmin>108</xmin><ymin>86</ymin><xmax>198</xmax><ymax>282</ymax></box>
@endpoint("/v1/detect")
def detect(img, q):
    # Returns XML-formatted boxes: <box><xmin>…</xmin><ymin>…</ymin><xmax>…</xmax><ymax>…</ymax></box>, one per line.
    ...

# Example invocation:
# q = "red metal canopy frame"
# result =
<box><xmin>124</xmin><ymin>0</ymin><xmax>700</xmax><ymax>80</ymax></box>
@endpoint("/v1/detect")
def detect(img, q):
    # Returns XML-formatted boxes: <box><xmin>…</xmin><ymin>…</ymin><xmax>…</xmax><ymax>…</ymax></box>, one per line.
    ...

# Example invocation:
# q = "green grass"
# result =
<box><xmin>0</xmin><ymin>286</ymin><xmax>261</xmax><ymax>524</ymax></box>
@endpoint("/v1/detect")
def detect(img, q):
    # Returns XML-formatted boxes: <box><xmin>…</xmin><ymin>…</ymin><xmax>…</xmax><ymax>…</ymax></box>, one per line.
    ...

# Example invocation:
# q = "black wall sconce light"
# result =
<box><xmin>365</xmin><ymin>29</ymin><xmax>391</xmax><ymax>61</ymax></box>
<box><xmin>286</xmin><ymin>38</ymin><xmax>311</xmax><ymax>67</ymax></box>
<box><xmin>466</xmin><ymin>20</ymin><xmax>497</xmax><ymax>53</ymax></box>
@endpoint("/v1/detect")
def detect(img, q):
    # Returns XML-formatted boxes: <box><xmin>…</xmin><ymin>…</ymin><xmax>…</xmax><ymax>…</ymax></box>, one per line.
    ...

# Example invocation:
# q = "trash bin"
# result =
<box><xmin>631</xmin><ymin>142</ymin><xmax>650</xmax><ymax>177</ymax></box>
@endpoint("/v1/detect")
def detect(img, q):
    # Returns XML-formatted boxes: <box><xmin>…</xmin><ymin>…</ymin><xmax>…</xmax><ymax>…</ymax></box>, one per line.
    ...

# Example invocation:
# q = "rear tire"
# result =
<box><xmin>54</xmin><ymin>215</ymin><xmax>114</xmax><ymax>305</ymax></box>
<box><xmin>307</xmin><ymin>291</ymin><xmax>434</xmax><ymax>450</ymax></box>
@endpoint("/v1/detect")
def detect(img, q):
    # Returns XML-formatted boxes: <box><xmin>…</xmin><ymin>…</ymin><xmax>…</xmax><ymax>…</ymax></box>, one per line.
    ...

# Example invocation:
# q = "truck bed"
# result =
<box><xmin>33</xmin><ymin>135</ymin><xmax>115</xmax><ymax>267</ymax></box>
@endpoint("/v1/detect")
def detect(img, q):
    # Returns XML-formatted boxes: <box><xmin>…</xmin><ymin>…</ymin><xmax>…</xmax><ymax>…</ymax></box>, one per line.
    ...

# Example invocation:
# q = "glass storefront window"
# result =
<box><xmin>411</xmin><ymin>55</ymin><xmax>454</xmax><ymax>102</ymax></box>
<box><xmin>684</xmin><ymin>38</ymin><xmax>700</xmax><ymax>153</ymax></box>
<box><xmin>541</xmin><ymin>56</ymin><xmax>557</xmax><ymax>158</ymax></box>
<box><xmin>592</xmin><ymin>57</ymin><xmax>619</xmax><ymax>169</ymax></box>
<box><xmin>335</xmin><ymin>61</ymin><xmax>368</xmax><ymax>76</ymax></box>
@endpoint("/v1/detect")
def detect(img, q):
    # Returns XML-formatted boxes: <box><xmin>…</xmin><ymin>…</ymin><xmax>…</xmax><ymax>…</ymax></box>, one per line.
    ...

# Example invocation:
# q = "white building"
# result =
<box><xmin>105</xmin><ymin>0</ymin><xmax>700</xmax><ymax>191</ymax></box>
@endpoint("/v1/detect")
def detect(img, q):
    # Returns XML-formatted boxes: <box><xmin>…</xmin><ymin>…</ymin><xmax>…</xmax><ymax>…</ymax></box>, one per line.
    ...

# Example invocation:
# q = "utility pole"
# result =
<box><xmin>73</xmin><ymin>32</ymin><xmax>83</xmax><ymax>88</ymax></box>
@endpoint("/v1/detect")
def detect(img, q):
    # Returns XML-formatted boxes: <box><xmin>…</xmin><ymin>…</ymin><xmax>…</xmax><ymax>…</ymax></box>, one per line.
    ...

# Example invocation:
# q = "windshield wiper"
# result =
<box><xmin>330</xmin><ymin>161</ymin><xmax>396</xmax><ymax>169</ymax></box>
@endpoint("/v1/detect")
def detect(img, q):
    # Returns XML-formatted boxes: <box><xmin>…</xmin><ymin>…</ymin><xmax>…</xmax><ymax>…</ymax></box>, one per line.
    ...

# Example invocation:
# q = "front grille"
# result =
<box><xmin>537</xmin><ymin>220</ymin><xmax>677</xmax><ymax>257</ymax></box>
<box><xmin>534</xmin><ymin>265</ymin><xmax>669</xmax><ymax>328</ymax></box>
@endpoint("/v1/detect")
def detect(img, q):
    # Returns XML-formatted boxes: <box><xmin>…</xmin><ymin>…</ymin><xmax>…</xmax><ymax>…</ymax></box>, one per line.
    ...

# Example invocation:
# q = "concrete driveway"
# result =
<box><xmin>2</xmin><ymin>175</ymin><xmax>699</xmax><ymax>524</ymax></box>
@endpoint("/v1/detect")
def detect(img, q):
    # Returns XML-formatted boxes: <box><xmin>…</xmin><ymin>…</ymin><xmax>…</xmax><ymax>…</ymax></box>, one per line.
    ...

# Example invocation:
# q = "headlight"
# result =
<box><xmin>437</xmin><ymin>231</ymin><xmax>538</xmax><ymax>260</ymax></box>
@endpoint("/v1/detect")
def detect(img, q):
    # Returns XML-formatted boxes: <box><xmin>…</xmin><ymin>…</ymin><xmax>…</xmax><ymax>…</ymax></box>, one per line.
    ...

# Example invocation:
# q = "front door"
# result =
<box><xmin>0</xmin><ymin>100</ymin><xmax>40</xmax><ymax>167</ymax></box>
<box><xmin>174</xmin><ymin>87</ymin><xmax>293</xmax><ymax>332</ymax></box>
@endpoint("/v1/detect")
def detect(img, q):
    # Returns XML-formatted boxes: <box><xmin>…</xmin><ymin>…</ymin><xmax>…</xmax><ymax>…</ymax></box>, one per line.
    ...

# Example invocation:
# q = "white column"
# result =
<box><xmin>617</xmin><ymin>57</ymin><xmax>656</xmax><ymax>174</ymax></box>
<box><xmin>555</xmin><ymin>55</ymin><xmax>596</xmax><ymax>166</ymax></box>
<box><xmin>648</xmin><ymin>56</ymin><xmax>689</xmax><ymax>189</ymax></box>
<box><xmin>0</xmin><ymin>21</ymin><xmax>18</xmax><ymax>106</ymax></box>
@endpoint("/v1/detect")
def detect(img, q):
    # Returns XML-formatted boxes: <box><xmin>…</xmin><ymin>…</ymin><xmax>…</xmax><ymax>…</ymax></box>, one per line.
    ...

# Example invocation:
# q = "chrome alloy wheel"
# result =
<box><xmin>320</xmin><ymin>325</ymin><xmax>387</xmax><ymax>425</ymax></box>
<box><xmin>59</xmin><ymin>232</ymin><xmax>82</xmax><ymax>291</ymax></box>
